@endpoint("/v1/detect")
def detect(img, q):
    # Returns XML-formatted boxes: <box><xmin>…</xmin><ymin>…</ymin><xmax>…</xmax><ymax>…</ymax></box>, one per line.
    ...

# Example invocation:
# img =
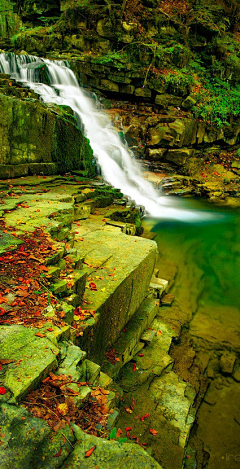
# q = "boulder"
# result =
<box><xmin>155</xmin><ymin>94</ymin><xmax>182</xmax><ymax>107</ymax></box>
<box><xmin>165</xmin><ymin>148</ymin><xmax>194</xmax><ymax>165</ymax></box>
<box><xmin>220</xmin><ymin>351</ymin><xmax>236</xmax><ymax>376</ymax></box>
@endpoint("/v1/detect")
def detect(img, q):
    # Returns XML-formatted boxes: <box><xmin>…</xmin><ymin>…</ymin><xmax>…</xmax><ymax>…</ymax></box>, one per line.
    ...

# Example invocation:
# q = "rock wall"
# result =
<box><xmin>0</xmin><ymin>74</ymin><xmax>95</xmax><ymax>178</ymax></box>
<box><xmin>0</xmin><ymin>0</ymin><xmax>21</xmax><ymax>46</ymax></box>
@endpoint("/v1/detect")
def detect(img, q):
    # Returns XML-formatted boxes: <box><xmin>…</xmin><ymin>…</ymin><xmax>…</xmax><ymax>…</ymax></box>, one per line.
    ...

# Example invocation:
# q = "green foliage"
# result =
<box><xmin>109</xmin><ymin>427</ymin><xmax>127</xmax><ymax>443</ymax></box>
<box><xmin>192</xmin><ymin>78</ymin><xmax>240</xmax><ymax>127</ymax></box>
<box><xmin>92</xmin><ymin>50</ymin><xmax>128</xmax><ymax>67</ymax></box>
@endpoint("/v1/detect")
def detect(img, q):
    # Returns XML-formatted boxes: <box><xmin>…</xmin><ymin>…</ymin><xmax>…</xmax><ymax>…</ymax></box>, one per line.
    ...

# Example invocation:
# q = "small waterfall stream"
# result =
<box><xmin>0</xmin><ymin>52</ymin><xmax>212</xmax><ymax>222</ymax></box>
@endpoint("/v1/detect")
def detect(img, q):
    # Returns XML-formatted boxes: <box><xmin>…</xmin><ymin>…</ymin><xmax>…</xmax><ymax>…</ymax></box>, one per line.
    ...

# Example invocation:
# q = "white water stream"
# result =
<box><xmin>0</xmin><ymin>52</ymin><xmax>212</xmax><ymax>222</ymax></box>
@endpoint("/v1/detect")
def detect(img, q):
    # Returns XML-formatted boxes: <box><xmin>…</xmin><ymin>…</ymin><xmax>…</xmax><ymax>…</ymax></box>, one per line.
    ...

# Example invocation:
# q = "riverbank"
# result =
<box><xmin>143</xmin><ymin>198</ymin><xmax>240</xmax><ymax>469</ymax></box>
<box><xmin>0</xmin><ymin>174</ymin><xmax>198</xmax><ymax>469</ymax></box>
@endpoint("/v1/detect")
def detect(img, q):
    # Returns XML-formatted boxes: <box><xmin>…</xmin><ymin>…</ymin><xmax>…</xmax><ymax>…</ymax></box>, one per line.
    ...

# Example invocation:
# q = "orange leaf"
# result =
<box><xmin>34</xmin><ymin>333</ymin><xmax>45</xmax><ymax>338</ymax></box>
<box><xmin>116</xmin><ymin>428</ymin><xmax>123</xmax><ymax>438</ymax></box>
<box><xmin>0</xmin><ymin>359</ymin><xmax>15</xmax><ymax>365</ymax></box>
<box><xmin>149</xmin><ymin>428</ymin><xmax>158</xmax><ymax>435</ymax></box>
<box><xmin>85</xmin><ymin>446</ymin><xmax>96</xmax><ymax>458</ymax></box>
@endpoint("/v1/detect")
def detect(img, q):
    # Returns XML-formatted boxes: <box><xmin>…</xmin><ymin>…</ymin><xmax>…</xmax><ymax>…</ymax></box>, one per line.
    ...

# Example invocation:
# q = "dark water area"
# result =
<box><xmin>146</xmin><ymin>197</ymin><xmax>240</xmax><ymax>311</ymax></box>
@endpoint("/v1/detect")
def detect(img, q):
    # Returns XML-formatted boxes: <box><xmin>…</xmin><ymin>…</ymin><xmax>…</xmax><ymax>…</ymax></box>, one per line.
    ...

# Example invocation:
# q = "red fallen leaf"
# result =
<box><xmin>116</xmin><ymin>428</ymin><xmax>123</xmax><ymax>438</ymax></box>
<box><xmin>186</xmin><ymin>455</ymin><xmax>191</xmax><ymax>459</ymax></box>
<box><xmin>18</xmin><ymin>277</ymin><xmax>24</xmax><ymax>282</ymax></box>
<box><xmin>54</xmin><ymin>447</ymin><xmax>63</xmax><ymax>458</ymax></box>
<box><xmin>47</xmin><ymin>328</ymin><xmax>54</xmax><ymax>332</ymax></box>
<box><xmin>133</xmin><ymin>363</ymin><xmax>137</xmax><ymax>372</ymax></box>
<box><xmin>0</xmin><ymin>308</ymin><xmax>7</xmax><ymax>316</ymax></box>
<box><xmin>85</xmin><ymin>446</ymin><xmax>96</xmax><ymax>458</ymax></box>
<box><xmin>0</xmin><ymin>387</ymin><xmax>6</xmax><ymax>395</ymax></box>
<box><xmin>0</xmin><ymin>364</ymin><xmax>2</xmax><ymax>371</ymax></box>
<box><xmin>149</xmin><ymin>428</ymin><xmax>158</xmax><ymax>435</ymax></box>
<box><xmin>89</xmin><ymin>282</ymin><xmax>97</xmax><ymax>291</ymax></box>
<box><xmin>34</xmin><ymin>333</ymin><xmax>45</xmax><ymax>338</ymax></box>
<box><xmin>115</xmin><ymin>357</ymin><xmax>121</xmax><ymax>362</ymax></box>
<box><xmin>39</xmin><ymin>265</ymin><xmax>48</xmax><ymax>272</ymax></box>
<box><xmin>125</xmin><ymin>427</ymin><xmax>132</xmax><ymax>431</ymax></box>
<box><xmin>138</xmin><ymin>353</ymin><xmax>144</xmax><ymax>357</ymax></box>
<box><xmin>140</xmin><ymin>413</ymin><xmax>149</xmax><ymax>421</ymax></box>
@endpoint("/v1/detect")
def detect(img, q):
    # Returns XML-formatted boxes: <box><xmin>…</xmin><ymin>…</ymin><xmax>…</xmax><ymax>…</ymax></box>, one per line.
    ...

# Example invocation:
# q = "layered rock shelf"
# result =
<box><xmin>0</xmin><ymin>175</ymin><xmax>197</xmax><ymax>468</ymax></box>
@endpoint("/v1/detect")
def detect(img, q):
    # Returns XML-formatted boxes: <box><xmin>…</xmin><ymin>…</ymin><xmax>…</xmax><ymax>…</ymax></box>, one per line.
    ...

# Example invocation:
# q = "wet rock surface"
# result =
<box><xmin>0</xmin><ymin>175</ymin><xmax>175</xmax><ymax>469</ymax></box>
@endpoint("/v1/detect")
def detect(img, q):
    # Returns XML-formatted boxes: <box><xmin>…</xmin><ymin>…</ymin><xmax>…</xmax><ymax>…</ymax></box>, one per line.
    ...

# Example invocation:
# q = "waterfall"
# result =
<box><xmin>0</xmin><ymin>52</ymin><xmax>211</xmax><ymax>222</ymax></box>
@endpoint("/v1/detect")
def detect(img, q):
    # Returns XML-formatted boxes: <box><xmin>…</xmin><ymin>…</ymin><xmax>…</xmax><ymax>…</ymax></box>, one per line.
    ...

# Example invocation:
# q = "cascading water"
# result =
<box><xmin>0</xmin><ymin>52</ymin><xmax>212</xmax><ymax>222</ymax></box>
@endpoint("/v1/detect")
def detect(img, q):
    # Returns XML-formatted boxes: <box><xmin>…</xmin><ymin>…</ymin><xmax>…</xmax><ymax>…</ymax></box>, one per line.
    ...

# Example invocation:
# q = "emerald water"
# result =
<box><xmin>146</xmin><ymin>197</ymin><xmax>240</xmax><ymax>311</ymax></box>
<box><xmin>145</xmin><ymin>197</ymin><xmax>240</xmax><ymax>468</ymax></box>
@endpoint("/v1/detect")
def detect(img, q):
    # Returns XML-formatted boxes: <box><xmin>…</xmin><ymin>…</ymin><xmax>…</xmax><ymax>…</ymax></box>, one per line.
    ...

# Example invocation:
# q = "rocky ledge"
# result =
<box><xmin>0</xmin><ymin>175</ymin><xmax>197</xmax><ymax>469</ymax></box>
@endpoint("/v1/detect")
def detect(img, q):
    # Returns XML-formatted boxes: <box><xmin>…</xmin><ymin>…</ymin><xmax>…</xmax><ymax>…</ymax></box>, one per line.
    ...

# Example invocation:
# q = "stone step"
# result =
<box><xmin>119</xmin><ymin>334</ymin><xmax>174</xmax><ymax>391</ymax></box>
<box><xmin>45</xmin><ymin>244</ymin><xmax>66</xmax><ymax>266</ymax></box>
<box><xmin>56</xmin><ymin>342</ymin><xmax>87</xmax><ymax>381</ymax></box>
<box><xmin>73</xmin><ymin>222</ymin><xmax>158</xmax><ymax>364</ymax></box>
<box><xmin>51</xmin><ymin>269</ymin><xmax>87</xmax><ymax>302</ymax></box>
<box><xmin>149</xmin><ymin>371</ymin><xmax>196</xmax><ymax>448</ymax></box>
<box><xmin>0</xmin><ymin>325</ymin><xmax>59</xmax><ymax>403</ymax></box>
<box><xmin>81</xmin><ymin>359</ymin><xmax>101</xmax><ymax>383</ymax></box>
<box><xmin>102</xmin><ymin>298</ymin><xmax>159</xmax><ymax>379</ymax></box>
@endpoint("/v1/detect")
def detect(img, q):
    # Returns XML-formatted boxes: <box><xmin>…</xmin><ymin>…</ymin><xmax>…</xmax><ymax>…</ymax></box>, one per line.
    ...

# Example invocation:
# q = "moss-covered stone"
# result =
<box><xmin>61</xmin><ymin>424</ymin><xmax>162</xmax><ymax>469</ymax></box>
<box><xmin>0</xmin><ymin>325</ymin><xmax>59</xmax><ymax>402</ymax></box>
<box><xmin>0</xmin><ymin>86</ymin><xmax>95</xmax><ymax>178</ymax></box>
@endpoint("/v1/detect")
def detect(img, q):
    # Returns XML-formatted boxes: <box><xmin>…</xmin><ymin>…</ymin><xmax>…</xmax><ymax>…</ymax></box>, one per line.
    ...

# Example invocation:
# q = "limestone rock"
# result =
<box><xmin>155</xmin><ymin>94</ymin><xmax>182</xmax><ymax>107</ymax></box>
<box><xmin>62</xmin><ymin>424</ymin><xmax>162</xmax><ymax>469</ymax></box>
<box><xmin>220</xmin><ymin>351</ymin><xmax>236</xmax><ymax>376</ymax></box>
<box><xmin>0</xmin><ymin>404</ymin><xmax>76</xmax><ymax>469</ymax></box>
<box><xmin>233</xmin><ymin>365</ymin><xmax>240</xmax><ymax>382</ymax></box>
<box><xmin>56</xmin><ymin>343</ymin><xmax>86</xmax><ymax>380</ymax></box>
<box><xmin>148</xmin><ymin>148</ymin><xmax>167</xmax><ymax>160</ymax></box>
<box><xmin>0</xmin><ymin>325</ymin><xmax>59</xmax><ymax>402</ymax></box>
<box><xmin>182</xmin><ymin>95</ymin><xmax>197</xmax><ymax>110</ymax></box>
<box><xmin>165</xmin><ymin>148</ymin><xmax>194</xmax><ymax>166</ymax></box>
<box><xmin>150</xmin><ymin>371</ymin><xmax>196</xmax><ymax>448</ymax></box>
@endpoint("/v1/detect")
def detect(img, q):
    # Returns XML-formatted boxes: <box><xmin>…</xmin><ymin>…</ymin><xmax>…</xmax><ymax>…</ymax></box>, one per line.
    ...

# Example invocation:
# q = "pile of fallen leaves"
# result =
<box><xmin>0</xmin><ymin>223</ymin><xmax>69</xmax><ymax>327</ymax></box>
<box><xmin>23</xmin><ymin>372</ymin><xmax>111</xmax><ymax>437</ymax></box>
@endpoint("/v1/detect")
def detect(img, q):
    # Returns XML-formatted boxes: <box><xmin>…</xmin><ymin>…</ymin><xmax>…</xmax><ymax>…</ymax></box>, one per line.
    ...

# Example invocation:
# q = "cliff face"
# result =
<box><xmin>1</xmin><ymin>0</ymin><xmax>240</xmax><ymax>186</ymax></box>
<box><xmin>0</xmin><ymin>73</ymin><xmax>95</xmax><ymax>178</ymax></box>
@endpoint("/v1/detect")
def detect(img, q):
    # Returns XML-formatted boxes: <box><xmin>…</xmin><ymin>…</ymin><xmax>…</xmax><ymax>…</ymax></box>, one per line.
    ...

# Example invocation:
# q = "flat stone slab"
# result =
<box><xmin>0</xmin><ymin>230</ymin><xmax>23</xmax><ymax>255</ymax></box>
<box><xmin>190</xmin><ymin>305</ymin><xmax>240</xmax><ymax>352</ymax></box>
<box><xmin>74</xmin><ymin>221</ymin><xmax>158</xmax><ymax>363</ymax></box>
<box><xmin>150</xmin><ymin>371</ymin><xmax>196</xmax><ymax>448</ymax></box>
<box><xmin>0</xmin><ymin>404</ymin><xmax>76</xmax><ymax>469</ymax></box>
<box><xmin>119</xmin><ymin>338</ymin><xmax>173</xmax><ymax>391</ymax></box>
<box><xmin>61</xmin><ymin>424</ymin><xmax>162</xmax><ymax>469</ymax></box>
<box><xmin>0</xmin><ymin>325</ymin><xmax>59</xmax><ymax>402</ymax></box>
